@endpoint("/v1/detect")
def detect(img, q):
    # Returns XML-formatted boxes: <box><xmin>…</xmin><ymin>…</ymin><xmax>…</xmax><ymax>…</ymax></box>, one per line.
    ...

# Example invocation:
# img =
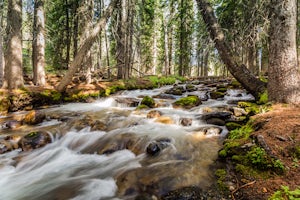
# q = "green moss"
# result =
<box><xmin>141</xmin><ymin>96</ymin><xmax>155</xmax><ymax>108</ymax></box>
<box><xmin>215</xmin><ymin>169</ymin><xmax>228</xmax><ymax>191</ymax></box>
<box><xmin>295</xmin><ymin>146</ymin><xmax>300</xmax><ymax>159</ymax></box>
<box><xmin>228</xmin><ymin>123</ymin><xmax>253</xmax><ymax>140</ymax></box>
<box><xmin>40</xmin><ymin>90</ymin><xmax>62</xmax><ymax>101</ymax></box>
<box><xmin>238</xmin><ymin>101</ymin><xmax>271</xmax><ymax>115</ymax></box>
<box><xmin>257</xmin><ymin>90</ymin><xmax>268</xmax><ymax>105</ymax></box>
<box><xmin>173</xmin><ymin>95</ymin><xmax>201</xmax><ymax>109</ymax></box>
<box><xmin>269</xmin><ymin>186</ymin><xmax>300</xmax><ymax>200</ymax></box>
<box><xmin>230</xmin><ymin>80</ymin><xmax>241</xmax><ymax>88</ymax></box>
<box><xmin>217</xmin><ymin>87</ymin><xmax>227</xmax><ymax>93</ymax></box>
<box><xmin>225</xmin><ymin>122</ymin><xmax>242</xmax><ymax>131</ymax></box>
<box><xmin>136</xmin><ymin>104</ymin><xmax>149</xmax><ymax>110</ymax></box>
<box><xmin>210</xmin><ymin>91</ymin><xmax>225</xmax><ymax>99</ymax></box>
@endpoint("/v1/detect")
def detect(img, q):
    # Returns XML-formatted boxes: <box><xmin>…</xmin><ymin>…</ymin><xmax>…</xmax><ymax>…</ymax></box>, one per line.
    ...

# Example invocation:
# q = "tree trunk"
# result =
<box><xmin>32</xmin><ymin>0</ymin><xmax>46</xmax><ymax>86</ymax></box>
<box><xmin>0</xmin><ymin>4</ymin><xmax>4</xmax><ymax>86</ymax></box>
<box><xmin>65</xmin><ymin>0</ymin><xmax>71</xmax><ymax>69</ymax></box>
<box><xmin>196</xmin><ymin>0</ymin><xmax>266</xmax><ymax>99</ymax></box>
<box><xmin>56</xmin><ymin>0</ymin><xmax>119</xmax><ymax>92</ymax></box>
<box><xmin>268</xmin><ymin>0</ymin><xmax>300</xmax><ymax>103</ymax></box>
<box><xmin>2</xmin><ymin>0</ymin><xmax>23</xmax><ymax>89</ymax></box>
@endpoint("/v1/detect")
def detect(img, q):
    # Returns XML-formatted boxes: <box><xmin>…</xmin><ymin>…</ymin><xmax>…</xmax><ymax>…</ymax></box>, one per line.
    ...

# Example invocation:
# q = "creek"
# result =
<box><xmin>0</xmin><ymin>81</ymin><xmax>254</xmax><ymax>200</ymax></box>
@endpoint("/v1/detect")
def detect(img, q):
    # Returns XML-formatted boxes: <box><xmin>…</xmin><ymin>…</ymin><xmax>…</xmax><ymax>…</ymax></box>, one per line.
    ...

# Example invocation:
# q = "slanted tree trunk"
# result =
<box><xmin>2</xmin><ymin>0</ymin><xmax>23</xmax><ymax>89</ymax></box>
<box><xmin>196</xmin><ymin>0</ymin><xmax>266</xmax><ymax>99</ymax></box>
<box><xmin>56</xmin><ymin>0</ymin><xmax>119</xmax><ymax>92</ymax></box>
<box><xmin>268</xmin><ymin>0</ymin><xmax>300</xmax><ymax>103</ymax></box>
<box><xmin>32</xmin><ymin>0</ymin><xmax>46</xmax><ymax>86</ymax></box>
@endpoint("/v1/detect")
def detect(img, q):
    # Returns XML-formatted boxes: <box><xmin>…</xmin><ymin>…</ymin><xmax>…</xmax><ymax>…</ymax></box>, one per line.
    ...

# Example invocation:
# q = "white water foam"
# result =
<box><xmin>0</xmin><ymin>130</ymin><xmax>141</xmax><ymax>200</ymax></box>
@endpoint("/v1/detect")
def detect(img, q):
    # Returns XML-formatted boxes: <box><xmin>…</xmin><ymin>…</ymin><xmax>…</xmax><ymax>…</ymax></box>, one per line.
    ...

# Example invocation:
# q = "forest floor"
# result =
<box><xmin>227</xmin><ymin>104</ymin><xmax>300</xmax><ymax>200</ymax></box>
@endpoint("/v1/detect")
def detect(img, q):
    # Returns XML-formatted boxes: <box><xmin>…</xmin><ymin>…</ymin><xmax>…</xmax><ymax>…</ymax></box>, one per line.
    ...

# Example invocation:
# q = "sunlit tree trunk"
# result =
<box><xmin>2</xmin><ymin>0</ymin><xmax>23</xmax><ymax>89</ymax></box>
<box><xmin>268</xmin><ymin>0</ymin><xmax>300</xmax><ymax>103</ymax></box>
<box><xmin>32</xmin><ymin>0</ymin><xmax>46</xmax><ymax>86</ymax></box>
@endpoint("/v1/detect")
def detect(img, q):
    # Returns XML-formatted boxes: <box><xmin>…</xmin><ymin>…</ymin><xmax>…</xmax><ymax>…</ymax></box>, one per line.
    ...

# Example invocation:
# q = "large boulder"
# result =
<box><xmin>21</xmin><ymin>131</ymin><xmax>52</xmax><ymax>151</ymax></box>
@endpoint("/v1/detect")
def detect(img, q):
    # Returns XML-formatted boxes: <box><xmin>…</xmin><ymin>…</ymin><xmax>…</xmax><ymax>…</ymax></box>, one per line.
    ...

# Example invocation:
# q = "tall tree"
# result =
<box><xmin>2</xmin><ymin>0</ymin><xmax>23</xmax><ymax>89</ymax></box>
<box><xmin>56</xmin><ymin>0</ymin><xmax>119</xmax><ymax>92</ymax></box>
<box><xmin>32</xmin><ymin>0</ymin><xmax>46</xmax><ymax>86</ymax></box>
<box><xmin>0</xmin><ymin>0</ymin><xmax>5</xmax><ymax>86</ymax></box>
<box><xmin>196</xmin><ymin>0</ymin><xmax>266</xmax><ymax>99</ymax></box>
<box><xmin>268</xmin><ymin>0</ymin><xmax>300</xmax><ymax>103</ymax></box>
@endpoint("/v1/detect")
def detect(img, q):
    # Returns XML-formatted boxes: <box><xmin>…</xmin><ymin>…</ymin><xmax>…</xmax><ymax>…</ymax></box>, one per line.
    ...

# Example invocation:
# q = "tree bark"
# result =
<box><xmin>2</xmin><ymin>0</ymin><xmax>23</xmax><ymax>89</ymax></box>
<box><xmin>56</xmin><ymin>0</ymin><xmax>119</xmax><ymax>92</ymax></box>
<box><xmin>196</xmin><ymin>0</ymin><xmax>266</xmax><ymax>99</ymax></box>
<box><xmin>268</xmin><ymin>0</ymin><xmax>300</xmax><ymax>103</ymax></box>
<box><xmin>32</xmin><ymin>0</ymin><xmax>46</xmax><ymax>86</ymax></box>
<box><xmin>0</xmin><ymin>4</ymin><xmax>4</xmax><ymax>86</ymax></box>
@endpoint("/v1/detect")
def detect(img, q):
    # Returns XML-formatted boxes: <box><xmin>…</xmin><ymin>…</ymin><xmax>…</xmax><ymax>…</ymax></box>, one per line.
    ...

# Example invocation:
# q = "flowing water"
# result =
<box><xmin>0</xmin><ymin>83</ymin><xmax>254</xmax><ymax>200</ymax></box>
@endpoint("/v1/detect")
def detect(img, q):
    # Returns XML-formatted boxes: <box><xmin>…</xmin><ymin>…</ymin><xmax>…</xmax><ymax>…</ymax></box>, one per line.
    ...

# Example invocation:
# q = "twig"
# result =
<box><xmin>231</xmin><ymin>180</ymin><xmax>256</xmax><ymax>200</ymax></box>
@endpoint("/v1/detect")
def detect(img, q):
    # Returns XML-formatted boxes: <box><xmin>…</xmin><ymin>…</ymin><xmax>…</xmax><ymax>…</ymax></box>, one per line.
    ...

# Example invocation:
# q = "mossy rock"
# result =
<box><xmin>172</xmin><ymin>95</ymin><xmax>201</xmax><ymax>109</ymax></box>
<box><xmin>141</xmin><ymin>96</ymin><xmax>155</xmax><ymax>108</ymax></box>
<box><xmin>136</xmin><ymin>104</ymin><xmax>149</xmax><ymax>110</ymax></box>
<box><xmin>210</xmin><ymin>91</ymin><xmax>225</xmax><ymax>99</ymax></box>
<box><xmin>230</xmin><ymin>80</ymin><xmax>242</xmax><ymax>88</ymax></box>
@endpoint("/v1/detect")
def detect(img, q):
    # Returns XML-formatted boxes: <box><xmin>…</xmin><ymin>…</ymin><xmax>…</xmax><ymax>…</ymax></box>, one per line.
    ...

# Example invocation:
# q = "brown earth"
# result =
<box><xmin>231</xmin><ymin>104</ymin><xmax>300</xmax><ymax>200</ymax></box>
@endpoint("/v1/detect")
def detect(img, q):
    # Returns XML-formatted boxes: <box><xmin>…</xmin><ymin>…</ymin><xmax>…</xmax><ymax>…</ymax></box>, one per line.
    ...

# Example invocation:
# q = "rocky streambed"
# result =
<box><xmin>0</xmin><ymin>79</ymin><xmax>255</xmax><ymax>200</ymax></box>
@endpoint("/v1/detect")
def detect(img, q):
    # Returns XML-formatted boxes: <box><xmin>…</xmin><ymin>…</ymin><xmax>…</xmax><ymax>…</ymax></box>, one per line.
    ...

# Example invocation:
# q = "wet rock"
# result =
<box><xmin>1</xmin><ymin>120</ymin><xmax>23</xmax><ymax>129</ymax></box>
<box><xmin>161</xmin><ymin>186</ymin><xmax>207</xmax><ymax>200</ymax></box>
<box><xmin>165</xmin><ymin>86</ymin><xmax>185</xmax><ymax>96</ymax></box>
<box><xmin>152</xmin><ymin>94</ymin><xmax>176</xmax><ymax>100</ymax></box>
<box><xmin>146</xmin><ymin>138</ymin><xmax>172</xmax><ymax>156</ymax></box>
<box><xmin>209</xmin><ymin>91</ymin><xmax>225</xmax><ymax>99</ymax></box>
<box><xmin>180</xmin><ymin>118</ymin><xmax>192</xmax><ymax>126</ymax></box>
<box><xmin>155</xmin><ymin>116</ymin><xmax>174</xmax><ymax>124</ymax></box>
<box><xmin>0</xmin><ymin>140</ymin><xmax>12</xmax><ymax>154</ymax></box>
<box><xmin>21</xmin><ymin>131</ymin><xmax>51</xmax><ymax>151</ymax></box>
<box><xmin>23</xmin><ymin>110</ymin><xmax>46</xmax><ymax>125</ymax></box>
<box><xmin>147</xmin><ymin>110</ymin><xmax>162</xmax><ymax>118</ymax></box>
<box><xmin>200</xmin><ymin>112</ymin><xmax>232</xmax><ymax>121</ymax></box>
<box><xmin>232</xmin><ymin>107</ymin><xmax>247</xmax><ymax>117</ymax></box>
<box><xmin>193</xmin><ymin>126</ymin><xmax>222</xmax><ymax>136</ymax></box>
<box><xmin>186</xmin><ymin>84</ymin><xmax>197</xmax><ymax>92</ymax></box>
<box><xmin>206</xmin><ymin>118</ymin><xmax>225</xmax><ymax>126</ymax></box>
<box><xmin>90</xmin><ymin>120</ymin><xmax>107</xmax><ymax>131</ymax></box>
<box><xmin>146</xmin><ymin>142</ymin><xmax>161</xmax><ymax>156</ymax></box>
<box><xmin>97</xmin><ymin>133</ymin><xmax>149</xmax><ymax>155</ymax></box>
<box><xmin>115</xmin><ymin>97</ymin><xmax>140</xmax><ymax>107</ymax></box>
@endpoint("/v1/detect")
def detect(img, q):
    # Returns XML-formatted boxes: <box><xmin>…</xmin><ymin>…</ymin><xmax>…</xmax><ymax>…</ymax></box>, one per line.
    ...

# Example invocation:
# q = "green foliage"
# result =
<box><xmin>141</xmin><ymin>96</ymin><xmax>155</xmax><ymax>108</ymax></box>
<box><xmin>257</xmin><ymin>91</ymin><xmax>268</xmax><ymax>105</ymax></box>
<box><xmin>225</xmin><ymin>122</ymin><xmax>242</xmax><ymax>131</ymax></box>
<box><xmin>269</xmin><ymin>186</ymin><xmax>300</xmax><ymax>200</ymax></box>
<box><xmin>215</xmin><ymin>169</ymin><xmax>228</xmax><ymax>191</ymax></box>
<box><xmin>40</xmin><ymin>90</ymin><xmax>62</xmax><ymax>101</ymax></box>
<box><xmin>228</xmin><ymin>122</ymin><xmax>253</xmax><ymax>139</ymax></box>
